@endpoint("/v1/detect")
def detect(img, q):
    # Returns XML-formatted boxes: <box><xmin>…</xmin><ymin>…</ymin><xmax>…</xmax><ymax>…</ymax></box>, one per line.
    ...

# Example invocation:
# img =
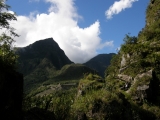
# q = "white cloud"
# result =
<box><xmin>105</xmin><ymin>0</ymin><xmax>138</xmax><ymax>19</ymax></box>
<box><xmin>11</xmin><ymin>0</ymin><xmax>113</xmax><ymax>63</ymax></box>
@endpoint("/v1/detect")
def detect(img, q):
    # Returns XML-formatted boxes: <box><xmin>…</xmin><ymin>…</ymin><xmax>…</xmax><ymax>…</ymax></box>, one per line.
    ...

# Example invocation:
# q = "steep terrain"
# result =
<box><xmin>16</xmin><ymin>38</ymin><xmax>73</xmax><ymax>92</ymax></box>
<box><xmin>84</xmin><ymin>53</ymin><xmax>115</xmax><ymax>77</ymax></box>
<box><xmin>103</xmin><ymin>0</ymin><xmax>160</xmax><ymax>118</ymax></box>
<box><xmin>16</xmin><ymin>38</ymin><xmax>97</xmax><ymax>93</ymax></box>
<box><xmin>22</xmin><ymin>1</ymin><xmax>160</xmax><ymax>119</ymax></box>
<box><xmin>16</xmin><ymin>38</ymin><xmax>73</xmax><ymax>76</ymax></box>
<box><xmin>106</xmin><ymin>0</ymin><xmax>160</xmax><ymax>104</ymax></box>
<box><xmin>70</xmin><ymin>0</ymin><xmax>160</xmax><ymax>119</ymax></box>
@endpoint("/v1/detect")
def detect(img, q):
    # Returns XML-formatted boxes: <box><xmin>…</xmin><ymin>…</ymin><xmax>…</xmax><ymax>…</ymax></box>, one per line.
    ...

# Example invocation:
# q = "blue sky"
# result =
<box><xmin>7</xmin><ymin>0</ymin><xmax>150</xmax><ymax>63</ymax></box>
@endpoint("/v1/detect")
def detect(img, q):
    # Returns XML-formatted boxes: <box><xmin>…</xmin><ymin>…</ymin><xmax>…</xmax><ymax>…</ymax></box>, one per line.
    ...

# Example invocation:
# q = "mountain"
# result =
<box><xmin>23</xmin><ymin>0</ymin><xmax>160</xmax><ymax>119</ymax></box>
<box><xmin>16</xmin><ymin>38</ymin><xmax>73</xmax><ymax>76</ymax></box>
<box><xmin>84</xmin><ymin>53</ymin><xmax>115</xmax><ymax>77</ymax></box>
<box><xmin>16</xmin><ymin>38</ymin><xmax>97</xmax><ymax>93</ymax></box>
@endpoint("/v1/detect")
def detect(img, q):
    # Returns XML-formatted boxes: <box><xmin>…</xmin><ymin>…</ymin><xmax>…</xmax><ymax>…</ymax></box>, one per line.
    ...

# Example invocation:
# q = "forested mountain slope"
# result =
<box><xmin>16</xmin><ymin>38</ymin><xmax>97</xmax><ymax>93</ymax></box>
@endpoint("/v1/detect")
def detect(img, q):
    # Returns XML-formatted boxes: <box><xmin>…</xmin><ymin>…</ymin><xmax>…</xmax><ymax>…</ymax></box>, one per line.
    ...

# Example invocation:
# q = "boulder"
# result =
<box><xmin>120</xmin><ymin>54</ymin><xmax>126</xmax><ymax>67</ymax></box>
<box><xmin>129</xmin><ymin>70</ymin><xmax>158</xmax><ymax>103</ymax></box>
<box><xmin>118</xmin><ymin>74</ymin><xmax>133</xmax><ymax>82</ymax></box>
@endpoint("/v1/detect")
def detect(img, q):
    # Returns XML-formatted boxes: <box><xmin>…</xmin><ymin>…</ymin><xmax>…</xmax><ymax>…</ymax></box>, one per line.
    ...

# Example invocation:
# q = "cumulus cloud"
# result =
<box><xmin>105</xmin><ymin>0</ymin><xmax>138</xmax><ymax>19</ymax></box>
<box><xmin>11</xmin><ymin>0</ymin><xmax>113</xmax><ymax>63</ymax></box>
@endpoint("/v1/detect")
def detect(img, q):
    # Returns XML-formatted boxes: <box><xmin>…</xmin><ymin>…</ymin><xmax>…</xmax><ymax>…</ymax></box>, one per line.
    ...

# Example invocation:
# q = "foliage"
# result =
<box><xmin>105</xmin><ymin>54</ymin><xmax>120</xmax><ymax>78</ymax></box>
<box><xmin>71</xmin><ymin>89</ymin><xmax>124</xmax><ymax>119</ymax></box>
<box><xmin>0</xmin><ymin>0</ymin><xmax>18</xmax><ymax>69</ymax></box>
<box><xmin>120</xmin><ymin>34</ymin><xmax>138</xmax><ymax>54</ymax></box>
<box><xmin>23</xmin><ymin>88</ymin><xmax>76</xmax><ymax>120</ymax></box>
<box><xmin>79</xmin><ymin>73</ymin><xmax>105</xmax><ymax>92</ymax></box>
<box><xmin>21</xmin><ymin>0</ymin><xmax>160</xmax><ymax>119</ymax></box>
<box><xmin>123</xmin><ymin>34</ymin><xmax>137</xmax><ymax>44</ymax></box>
<box><xmin>103</xmin><ymin>1</ymin><xmax>160</xmax><ymax>119</ymax></box>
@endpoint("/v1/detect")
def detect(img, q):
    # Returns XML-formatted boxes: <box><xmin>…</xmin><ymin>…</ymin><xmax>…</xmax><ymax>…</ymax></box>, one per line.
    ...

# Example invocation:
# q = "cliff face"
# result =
<box><xmin>0</xmin><ymin>68</ymin><xmax>23</xmax><ymax>120</ymax></box>
<box><xmin>109</xmin><ymin>0</ymin><xmax>160</xmax><ymax>103</ymax></box>
<box><xmin>71</xmin><ymin>0</ymin><xmax>160</xmax><ymax>119</ymax></box>
<box><xmin>104</xmin><ymin>0</ymin><xmax>160</xmax><ymax>118</ymax></box>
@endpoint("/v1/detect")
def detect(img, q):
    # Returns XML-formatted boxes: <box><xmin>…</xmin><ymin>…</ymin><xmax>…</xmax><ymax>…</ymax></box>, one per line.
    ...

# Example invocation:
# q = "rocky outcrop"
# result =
<box><xmin>120</xmin><ymin>54</ymin><xmax>126</xmax><ymax>67</ymax></box>
<box><xmin>118</xmin><ymin>74</ymin><xmax>133</xmax><ymax>82</ymax></box>
<box><xmin>126</xmin><ymin>70</ymin><xmax>159</xmax><ymax>103</ymax></box>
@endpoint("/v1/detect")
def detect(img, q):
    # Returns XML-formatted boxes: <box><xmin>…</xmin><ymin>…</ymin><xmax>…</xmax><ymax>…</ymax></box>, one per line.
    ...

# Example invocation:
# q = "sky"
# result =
<box><xmin>6</xmin><ymin>0</ymin><xmax>150</xmax><ymax>63</ymax></box>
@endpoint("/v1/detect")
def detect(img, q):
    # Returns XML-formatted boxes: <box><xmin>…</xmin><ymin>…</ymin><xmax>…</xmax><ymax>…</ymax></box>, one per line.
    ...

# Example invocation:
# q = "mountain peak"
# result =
<box><xmin>33</xmin><ymin>38</ymin><xmax>57</xmax><ymax>45</ymax></box>
<box><xmin>28</xmin><ymin>38</ymin><xmax>60</xmax><ymax>51</ymax></box>
<box><xmin>17</xmin><ymin>38</ymin><xmax>73</xmax><ymax>76</ymax></box>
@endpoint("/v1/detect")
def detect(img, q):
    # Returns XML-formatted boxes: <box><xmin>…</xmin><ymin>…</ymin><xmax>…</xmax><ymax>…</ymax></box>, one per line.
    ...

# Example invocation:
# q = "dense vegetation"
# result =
<box><xmin>0</xmin><ymin>0</ymin><xmax>18</xmax><ymax>69</ymax></box>
<box><xmin>1</xmin><ymin>0</ymin><xmax>160</xmax><ymax>119</ymax></box>
<box><xmin>16</xmin><ymin>38</ymin><xmax>100</xmax><ymax>94</ymax></box>
<box><xmin>23</xmin><ymin>0</ymin><xmax>160</xmax><ymax>119</ymax></box>
<box><xmin>0</xmin><ymin>1</ymin><xmax>23</xmax><ymax>119</ymax></box>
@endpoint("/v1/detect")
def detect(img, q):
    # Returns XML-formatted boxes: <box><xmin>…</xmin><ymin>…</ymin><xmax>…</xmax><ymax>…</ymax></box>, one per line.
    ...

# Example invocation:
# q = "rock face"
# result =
<box><xmin>128</xmin><ymin>70</ymin><xmax>154</xmax><ymax>102</ymax></box>
<box><xmin>104</xmin><ymin>0</ymin><xmax>160</xmax><ymax>118</ymax></box>
<box><xmin>0</xmin><ymin>69</ymin><xmax>23</xmax><ymax>120</ymax></box>
<box><xmin>118</xmin><ymin>54</ymin><xmax>159</xmax><ymax>103</ymax></box>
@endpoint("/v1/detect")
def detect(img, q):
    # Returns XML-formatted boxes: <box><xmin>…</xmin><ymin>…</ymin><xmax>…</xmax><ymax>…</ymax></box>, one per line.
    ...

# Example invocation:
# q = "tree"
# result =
<box><xmin>123</xmin><ymin>34</ymin><xmax>137</xmax><ymax>44</ymax></box>
<box><xmin>0</xmin><ymin>0</ymin><xmax>18</xmax><ymax>69</ymax></box>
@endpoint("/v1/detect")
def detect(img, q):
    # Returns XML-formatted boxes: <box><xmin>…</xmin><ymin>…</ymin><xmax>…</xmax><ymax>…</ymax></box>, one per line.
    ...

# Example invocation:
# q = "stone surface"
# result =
<box><xmin>120</xmin><ymin>54</ymin><xmax>126</xmax><ymax>67</ymax></box>
<box><xmin>118</xmin><ymin>74</ymin><xmax>133</xmax><ymax>82</ymax></box>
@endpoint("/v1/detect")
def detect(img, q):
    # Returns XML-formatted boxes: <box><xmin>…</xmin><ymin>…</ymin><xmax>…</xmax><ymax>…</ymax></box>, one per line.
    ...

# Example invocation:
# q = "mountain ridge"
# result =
<box><xmin>16</xmin><ymin>38</ymin><xmax>101</xmax><ymax>93</ymax></box>
<box><xmin>84</xmin><ymin>53</ymin><xmax>115</xmax><ymax>77</ymax></box>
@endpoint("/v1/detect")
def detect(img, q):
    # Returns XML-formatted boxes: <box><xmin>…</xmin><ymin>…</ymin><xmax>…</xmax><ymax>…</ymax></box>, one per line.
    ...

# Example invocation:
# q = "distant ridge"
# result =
<box><xmin>84</xmin><ymin>53</ymin><xmax>116</xmax><ymax>77</ymax></box>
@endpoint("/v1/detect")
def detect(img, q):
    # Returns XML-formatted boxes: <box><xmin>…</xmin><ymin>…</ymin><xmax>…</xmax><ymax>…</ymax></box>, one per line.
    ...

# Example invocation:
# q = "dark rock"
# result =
<box><xmin>131</xmin><ymin>70</ymin><xmax>159</xmax><ymax>103</ymax></box>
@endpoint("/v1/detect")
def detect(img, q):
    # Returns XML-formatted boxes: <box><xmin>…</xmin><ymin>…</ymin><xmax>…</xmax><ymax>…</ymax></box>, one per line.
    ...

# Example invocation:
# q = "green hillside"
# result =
<box><xmin>69</xmin><ymin>0</ymin><xmax>160</xmax><ymax>119</ymax></box>
<box><xmin>23</xmin><ymin>0</ymin><xmax>160</xmax><ymax>119</ymax></box>
<box><xmin>16</xmin><ymin>38</ymin><xmax>98</xmax><ymax>93</ymax></box>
